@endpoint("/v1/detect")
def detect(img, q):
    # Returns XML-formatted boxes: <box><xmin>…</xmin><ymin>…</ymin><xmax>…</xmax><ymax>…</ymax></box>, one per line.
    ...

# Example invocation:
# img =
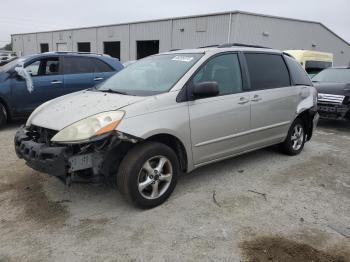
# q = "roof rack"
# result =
<box><xmin>198</xmin><ymin>45</ymin><xmax>220</xmax><ymax>48</ymax></box>
<box><xmin>282</xmin><ymin>52</ymin><xmax>294</xmax><ymax>58</ymax></box>
<box><xmin>44</xmin><ymin>51</ymin><xmax>110</xmax><ymax>57</ymax></box>
<box><xmin>218</xmin><ymin>43</ymin><xmax>272</xmax><ymax>49</ymax></box>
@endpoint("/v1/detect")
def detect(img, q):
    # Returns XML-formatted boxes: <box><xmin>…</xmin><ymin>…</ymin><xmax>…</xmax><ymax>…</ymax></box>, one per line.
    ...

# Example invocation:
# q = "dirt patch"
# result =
<box><xmin>240</xmin><ymin>236</ymin><xmax>349</xmax><ymax>262</ymax></box>
<box><xmin>270</xmin><ymin>154</ymin><xmax>349</xmax><ymax>188</ymax></box>
<box><xmin>0</xmin><ymin>172</ymin><xmax>69</xmax><ymax>226</ymax></box>
<box><xmin>74</xmin><ymin>218</ymin><xmax>112</xmax><ymax>240</ymax></box>
<box><xmin>79</xmin><ymin>218</ymin><xmax>110</xmax><ymax>226</ymax></box>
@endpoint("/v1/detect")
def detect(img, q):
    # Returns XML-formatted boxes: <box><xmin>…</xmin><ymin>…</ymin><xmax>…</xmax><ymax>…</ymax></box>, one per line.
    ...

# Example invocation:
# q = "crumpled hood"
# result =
<box><xmin>30</xmin><ymin>90</ymin><xmax>146</xmax><ymax>130</ymax></box>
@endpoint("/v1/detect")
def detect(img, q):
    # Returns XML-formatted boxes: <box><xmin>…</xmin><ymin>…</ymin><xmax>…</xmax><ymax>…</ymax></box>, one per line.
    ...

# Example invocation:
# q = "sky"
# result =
<box><xmin>1</xmin><ymin>0</ymin><xmax>349</xmax><ymax>47</ymax></box>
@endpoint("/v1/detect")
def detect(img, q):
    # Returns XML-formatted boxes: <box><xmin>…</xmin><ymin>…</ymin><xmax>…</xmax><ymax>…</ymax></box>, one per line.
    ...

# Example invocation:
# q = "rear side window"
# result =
<box><xmin>245</xmin><ymin>53</ymin><xmax>290</xmax><ymax>90</ymax></box>
<box><xmin>284</xmin><ymin>55</ymin><xmax>312</xmax><ymax>86</ymax></box>
<box><xmin>94</xmin><ymin>59</ymin><xmax>114</xmax><ymax>72</ymax></box>
<box><xmin>64</xmin><ymin>57</ymin><xmax>94</xmax><ymax>74</ymax></box>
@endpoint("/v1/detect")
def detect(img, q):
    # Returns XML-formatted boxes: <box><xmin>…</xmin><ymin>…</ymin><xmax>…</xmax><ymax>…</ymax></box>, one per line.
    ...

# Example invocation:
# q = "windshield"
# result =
<box><xmin>312</xmin><ymin>68</ymin><xmax>350</xmax><ymax>83</ymax></box>
<box><xmin>98</xmin><ymin>53</ymin><xmax>203</xmax><ymax>96</ymax></box>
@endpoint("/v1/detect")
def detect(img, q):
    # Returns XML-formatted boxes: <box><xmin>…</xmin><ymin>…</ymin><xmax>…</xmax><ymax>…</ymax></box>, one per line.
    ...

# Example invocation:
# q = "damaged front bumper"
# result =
<box><xmin>14</xmin><ymin>125</ymin><xmax>139</xmax><ymax>180</ymax></box>
<box><xmin>15</xmin><ymin>127</ymin><xmax>67</xmax><ymax>176</ymax></box>
<box><xmin>317</xmin><ymin>102</ymin><xmax>350</xmax><ymax>120</ymax></box>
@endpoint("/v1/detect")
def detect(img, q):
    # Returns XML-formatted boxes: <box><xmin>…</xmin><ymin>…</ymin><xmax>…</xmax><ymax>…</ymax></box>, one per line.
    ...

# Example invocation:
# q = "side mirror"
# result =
<box><xmin>192</xmin><ymin>81</ymin><xmax>219</xmax><ymax>99</ymax></box>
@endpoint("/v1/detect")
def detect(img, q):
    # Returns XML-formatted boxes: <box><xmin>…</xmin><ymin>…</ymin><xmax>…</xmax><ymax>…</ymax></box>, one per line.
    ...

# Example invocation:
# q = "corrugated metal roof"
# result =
<box><xmin>11</xmin><ymin>10</ymin><xmax>350</xmax><ymax>46</ymax></box>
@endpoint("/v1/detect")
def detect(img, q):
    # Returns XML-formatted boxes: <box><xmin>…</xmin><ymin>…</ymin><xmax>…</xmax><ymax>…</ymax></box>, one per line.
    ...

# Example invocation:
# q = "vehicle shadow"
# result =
<box><xmin>50</xmin><ymin>145</ymin><xmax>281</xmax><ymax>212</ymax></box>
<box><xmin>317</xmin><ymin>119</ymin><xmax>350</xmax><ymax>132</ymax></box>
<box><xmin>2</xmin><ymin>119</ymin><xmax>26</xmax><ymax>131</ymax></box>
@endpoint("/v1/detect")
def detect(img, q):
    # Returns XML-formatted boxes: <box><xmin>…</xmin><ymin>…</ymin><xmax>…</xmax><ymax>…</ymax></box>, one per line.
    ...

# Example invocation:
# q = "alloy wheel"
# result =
<box><xmin>291</xmin><ymin>124</ymin><xmax>304</xmax><ymax>151</ymax></box>
<box><xmin>137</xmin><ymin>156</ymin><xmax>173</xmax><ymax>200</ymax></box>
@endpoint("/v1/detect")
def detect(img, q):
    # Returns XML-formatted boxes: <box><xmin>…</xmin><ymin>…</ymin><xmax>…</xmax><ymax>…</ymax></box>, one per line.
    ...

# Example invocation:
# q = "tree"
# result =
<box><xmin>1</xmin><ymin>43</ymin><xmax>12</xmax><ymax>51</ymax></box>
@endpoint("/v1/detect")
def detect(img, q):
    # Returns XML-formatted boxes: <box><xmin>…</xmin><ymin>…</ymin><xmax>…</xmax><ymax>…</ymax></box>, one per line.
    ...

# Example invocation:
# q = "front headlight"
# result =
<box><xmin>51</xmin><ymin>111</ymin><xmax>125</xmax><ymax>143</ymax></box>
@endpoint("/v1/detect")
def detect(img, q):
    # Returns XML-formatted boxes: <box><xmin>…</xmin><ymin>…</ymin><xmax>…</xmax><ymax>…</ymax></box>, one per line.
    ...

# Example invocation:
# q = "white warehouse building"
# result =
<box><xmin>12</xmin><ymin>11</ymin><xmax>350</xmax><ymax>65</ymax></box>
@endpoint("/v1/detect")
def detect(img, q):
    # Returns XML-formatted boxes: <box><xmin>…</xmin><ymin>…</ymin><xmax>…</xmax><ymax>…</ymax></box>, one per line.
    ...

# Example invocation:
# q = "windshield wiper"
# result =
<box><xmin>99</xmin><ymin>89</ymin><xmax>128</xmax><ymax>95</ymax></box>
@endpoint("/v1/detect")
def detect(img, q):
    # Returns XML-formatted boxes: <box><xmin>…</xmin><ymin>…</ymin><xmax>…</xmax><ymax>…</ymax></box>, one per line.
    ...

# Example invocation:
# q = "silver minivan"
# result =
<box><xmin>15</xmin><ymin>45</ymin><xmax>319</xmax><ymax>208</ymax></box>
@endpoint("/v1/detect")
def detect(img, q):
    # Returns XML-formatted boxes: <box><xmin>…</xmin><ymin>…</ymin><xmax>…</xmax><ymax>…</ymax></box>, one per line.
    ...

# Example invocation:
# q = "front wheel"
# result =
<box><xmin>117</xmin><ymin>142</ymin><xmax>179</xmax><ymax>209</ymax></box>
<box><xmin>280</xmin><ymin>118</ymin><xmax>306</xmax><ymax>156</ymax></box>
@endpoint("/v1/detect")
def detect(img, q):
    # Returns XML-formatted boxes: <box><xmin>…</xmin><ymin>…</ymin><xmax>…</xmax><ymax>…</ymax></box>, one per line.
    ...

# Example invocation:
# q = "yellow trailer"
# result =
<box><xmin>284</xmin><ymin>50</ymin><xmax>333</xmax><ymax>77</ymax></box>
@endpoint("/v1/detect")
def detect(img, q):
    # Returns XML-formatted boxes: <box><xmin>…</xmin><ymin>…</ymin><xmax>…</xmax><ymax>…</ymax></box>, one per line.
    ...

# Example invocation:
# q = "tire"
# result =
<box><xmin>280</xmin><ymin>118</ymin><xmax>306</xmax><ymax>156</ymax></box>
<box><xmin>0</xmin><ymin>103</ymin><xmax>7</xmax><ymax>128</ymax></box>
<box><xmin>117</xmin><ymin>142</ymin><xmax>179</xmax><ymax>209</ymax></box>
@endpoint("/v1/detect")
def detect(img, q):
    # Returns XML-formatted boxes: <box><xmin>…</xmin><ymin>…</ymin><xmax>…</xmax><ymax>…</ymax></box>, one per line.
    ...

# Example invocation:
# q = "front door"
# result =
<box><xmin>188</xmin><ymin>53</ymin><xmax>251</xmax><ymax>165</ymax></box>
<box><xmin>57</xmin><ymin>43</ymin><xmax>67</xmax><ymax>52</ymax></box>
<box><xmin>11</xmin><ymin>56</ymin><xmax>64</xmax><ymax>114</ymax></box>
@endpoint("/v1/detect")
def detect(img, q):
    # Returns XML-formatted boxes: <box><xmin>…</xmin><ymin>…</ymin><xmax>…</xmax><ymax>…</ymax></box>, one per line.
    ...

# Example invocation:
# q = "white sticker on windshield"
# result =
<box><xmin>172</xmin><ymin>56</ymin><xmax>194</xmax><ymax>62</ymax></box>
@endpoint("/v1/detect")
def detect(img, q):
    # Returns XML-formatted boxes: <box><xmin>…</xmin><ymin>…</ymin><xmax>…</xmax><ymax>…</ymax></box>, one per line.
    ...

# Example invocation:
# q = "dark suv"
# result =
<box><xmin>312</xmin><ymin>67</ymin><xmax>350</xmax><ymax>121</ymax></box>
<box><xmin>0</xmin><ymin>52</ymin><xmax>123</xmax><ymax>126</ymax></box>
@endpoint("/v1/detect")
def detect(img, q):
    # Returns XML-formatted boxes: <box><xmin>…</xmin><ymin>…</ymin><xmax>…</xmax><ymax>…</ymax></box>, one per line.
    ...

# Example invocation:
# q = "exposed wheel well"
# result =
<box><xmin>296</xmin><ymin>109</ymin><xmax>315</xmax><ymax>141</ymax></box>
<box><xmin>146</xmin><ymin>134</ymin><xmax>188</xmax><ymax>172</ymax></box>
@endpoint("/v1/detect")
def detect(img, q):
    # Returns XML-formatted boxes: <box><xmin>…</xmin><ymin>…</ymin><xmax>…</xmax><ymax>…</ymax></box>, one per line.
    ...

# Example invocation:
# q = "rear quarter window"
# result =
<box><xmin>94</xmin><ymin>59</ymin><xmax>114</xmax><ymax>72</ymax></box>
<box><xmin>244</xmin><ymin>53</ymin><xmax>291</xmax><ymax>90</ymax></box>
<box><xmin>284</xmin><ymin>55</ymin><xmax>313</xmax><ymax>86</ymax></box>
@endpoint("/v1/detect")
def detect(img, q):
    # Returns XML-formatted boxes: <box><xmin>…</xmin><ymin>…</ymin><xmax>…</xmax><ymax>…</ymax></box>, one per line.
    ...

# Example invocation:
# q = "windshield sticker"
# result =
<box><xmin>172</xmin><ymin>56</ymin><xmax>194</xmax><ymax>62</ymax></box>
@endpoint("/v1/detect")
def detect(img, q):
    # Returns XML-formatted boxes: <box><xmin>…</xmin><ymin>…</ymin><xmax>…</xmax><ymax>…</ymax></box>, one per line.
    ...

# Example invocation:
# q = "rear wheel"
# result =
<box><xmin>117</xmin><ymin>142</ymin><xmax>179</xmax><ymax>209</ymax></box>
<box><xmin>280</xmin><ymin>118</ymin><xmax>306</xmax><ymax>156</ymax></box>
<box><xmin>0</xmin><ymin>103</ymin><xmax>7</xmax><ymax>127</ymax></box>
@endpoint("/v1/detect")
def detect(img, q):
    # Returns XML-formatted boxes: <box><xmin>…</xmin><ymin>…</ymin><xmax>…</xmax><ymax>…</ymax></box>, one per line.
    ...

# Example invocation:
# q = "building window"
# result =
<box><xmin>136</xmin><ymin>40</ymin><xmax>159</xmax><ymax>59</ymax></box>
<box><xmin>77</xmin><ymin>42</ymin><xmax>91</xmax><ymax>53</ymax></box>
<box><xmin>103</xmin><ymin>41</ymin><xmax>120</xmax><ymax>59</ymax></box>
<box><xmin>40</xmin><ymin>43</ymin><xmax>49</xmax><ymax>53</ymax></box>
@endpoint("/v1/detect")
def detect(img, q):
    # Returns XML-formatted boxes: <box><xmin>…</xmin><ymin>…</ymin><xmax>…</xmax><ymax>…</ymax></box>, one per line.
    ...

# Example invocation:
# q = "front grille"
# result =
<box><xmin>318</xmin><ymin>93</ymin><xmax>345</xmax><ymax>104</ymax></box>
<box><xmin>28</xmin><ymin>125</ymin><xmax>58</xmax><ymax>145</ymax></box>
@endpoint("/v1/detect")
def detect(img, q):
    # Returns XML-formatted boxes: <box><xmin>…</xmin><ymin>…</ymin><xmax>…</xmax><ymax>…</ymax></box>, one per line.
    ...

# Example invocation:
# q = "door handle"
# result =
<box><xmin>251</xmin><ymin>95</ymin><xmax>262</xmax><ymax>102</ymax></box>
<box><xmin>51</xmin><ymin>80</ymin><xmax>62</xmax><ymax>85</ymax></box>
<box><xmin>238</xmin><ymin>97</ymin><xmax>250</xmax><ymax>104</ymax></box>
<box><xmin>94</xmin><ymin>77</ymin><xmax>104</xmax><ymax>81</ymax></box>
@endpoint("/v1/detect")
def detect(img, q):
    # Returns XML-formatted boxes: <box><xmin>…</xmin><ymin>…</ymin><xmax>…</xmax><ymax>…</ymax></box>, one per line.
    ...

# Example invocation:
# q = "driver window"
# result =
<box><xmin>25</xmin><ymin>60</ymin><xmax>40</xmax><ymax>76</ymax></box>
<box><xmin>193</xmin><ymin>53</ymin><xmax>243</xmax><ymax>96</ymax></box>
<box><xmin>25</xmin><ymin>58</ymin><xmax>60</xmax><ymax>77</ymax></box>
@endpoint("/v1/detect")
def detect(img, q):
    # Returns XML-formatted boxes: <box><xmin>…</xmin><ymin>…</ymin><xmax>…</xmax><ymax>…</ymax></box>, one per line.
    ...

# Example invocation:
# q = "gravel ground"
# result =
<box><xmin>0</xmin><ymin>120</ymin><xmax>349</xmax><ymax>262</ymax></box>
